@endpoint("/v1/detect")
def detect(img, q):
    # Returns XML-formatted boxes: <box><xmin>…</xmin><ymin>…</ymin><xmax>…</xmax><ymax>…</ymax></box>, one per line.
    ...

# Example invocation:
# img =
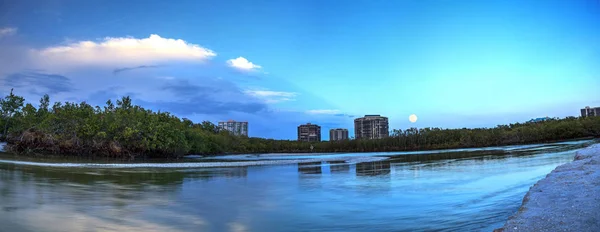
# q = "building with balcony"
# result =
<box><xmin>354</xmin><ymin>115</ymin><xmax>389</xmax><ymax>139</ymax></box>
<box><xmin>329</xmin><ymin>128</ymin><xmax>349</xmax><ymax>141</ymax></box>
<box><xmin>298</xmin><ymin>123</ymin><xmax>321</xmax><ymax>142</ymax></box>
<box><xmin>581</xmin><ymin>106</ymin><xmax>600</xmax><ymax>117</ymax></box>
<box><xmin>218</xmin><ymin>120</ymin><xmax>248</xmax><ymax>136</ymax></box>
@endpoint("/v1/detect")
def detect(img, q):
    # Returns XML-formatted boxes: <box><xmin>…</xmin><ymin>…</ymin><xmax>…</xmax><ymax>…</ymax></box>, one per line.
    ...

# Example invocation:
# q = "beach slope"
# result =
<box><xmin>496</xmin><ymin>144</ymin><xmax>600</xmax><ymax>232</ymax></box>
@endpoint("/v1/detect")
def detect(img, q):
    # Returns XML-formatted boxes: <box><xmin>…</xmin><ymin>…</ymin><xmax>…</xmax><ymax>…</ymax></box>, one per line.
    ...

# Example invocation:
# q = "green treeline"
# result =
<box><xmin>1</xmin><ymin>90</ymin><xmax>599</xmax><ymax>159</ymax></box>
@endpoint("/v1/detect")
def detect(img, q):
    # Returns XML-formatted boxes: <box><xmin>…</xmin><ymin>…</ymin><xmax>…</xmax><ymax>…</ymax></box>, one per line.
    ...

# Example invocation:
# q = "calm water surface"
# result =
<box><xmin>0</xmin><ymin>140</ymin><xmax>596</xmax><ymax>232</ymax></box>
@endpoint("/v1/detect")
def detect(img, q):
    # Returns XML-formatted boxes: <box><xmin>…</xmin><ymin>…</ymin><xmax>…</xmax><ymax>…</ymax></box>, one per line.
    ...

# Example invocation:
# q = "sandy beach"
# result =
<box><xmin>496</xmin><ymin>144</ymin><xmax>600</xmax><ymax>232</ymax></box>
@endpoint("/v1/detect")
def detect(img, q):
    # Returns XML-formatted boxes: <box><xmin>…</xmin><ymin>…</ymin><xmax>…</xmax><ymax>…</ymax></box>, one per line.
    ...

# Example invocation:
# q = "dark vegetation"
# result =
<box><xmin>1</xmin><ymin>90</ymin><xmax>599</xmax><ymax>159</ymax></box>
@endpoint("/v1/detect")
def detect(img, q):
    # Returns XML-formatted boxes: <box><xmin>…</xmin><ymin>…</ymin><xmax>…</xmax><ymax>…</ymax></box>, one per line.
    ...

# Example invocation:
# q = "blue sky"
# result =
<box><xmin>0</xmin><ymin>0</ymin><xmax>599</xmax><ymax>140</ymax></box>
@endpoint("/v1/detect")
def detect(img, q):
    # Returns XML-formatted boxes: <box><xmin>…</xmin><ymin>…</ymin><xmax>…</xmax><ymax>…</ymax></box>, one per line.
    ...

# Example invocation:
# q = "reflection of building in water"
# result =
<box><xmin>192</xmin><ymin>167</ymin><xmax>248</xmax><ymax>180</ymax></box>
<box><xmin>412</xmin><ymin>165</ymin><xmax>421</xmax><ymax>178</ymax></box>
<box><xmin>298</xmin><ymin>162</ymin><xmax>322</xmax><ymax>174</ymax></box>
<box><xmin>221</xmin><ymin>167</ymin><xmax>248</xmax><ymax>178</ymax></box>
<box><xmin>356</xmin><ymin>161</ymin><xmax>391</xmax><ymax>176</ymax></box>
<box><xmin>327</xmin><ymin>161</ymin><xmax>350</xmax><ymax>173</ymax></box>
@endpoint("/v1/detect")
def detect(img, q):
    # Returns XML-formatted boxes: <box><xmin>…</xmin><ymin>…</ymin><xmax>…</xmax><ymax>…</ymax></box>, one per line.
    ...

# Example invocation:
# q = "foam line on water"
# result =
<box><xmin>0</xmin><ymin>156</ymin><xmax>390</xmax><ymax>169</ymax></box>
<box><xmin>200</xmin><ymin>143</ymin><xmax>564</xmax><ymax>160</ymax></box>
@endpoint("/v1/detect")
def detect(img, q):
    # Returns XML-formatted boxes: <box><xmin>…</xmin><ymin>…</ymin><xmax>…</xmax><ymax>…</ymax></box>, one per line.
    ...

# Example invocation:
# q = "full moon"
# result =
<box><xmin>409</xmin><ymin>114</ymin><xmax>418</xmax><ymax>123</ymax></box>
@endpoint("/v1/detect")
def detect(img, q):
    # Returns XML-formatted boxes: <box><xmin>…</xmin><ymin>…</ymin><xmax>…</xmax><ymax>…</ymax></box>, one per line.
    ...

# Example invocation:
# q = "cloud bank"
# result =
<box><xmin>32</xmin><ymin>34</ymin><xmax>216</xmax><ymax>69</ymax></box>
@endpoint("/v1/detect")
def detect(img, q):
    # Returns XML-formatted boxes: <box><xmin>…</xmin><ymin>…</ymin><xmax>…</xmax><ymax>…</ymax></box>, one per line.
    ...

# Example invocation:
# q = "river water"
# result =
<box><xmin>0</xmin><ymin>140</ymin><xmax>596</xmax><ymax>232</ymax></box>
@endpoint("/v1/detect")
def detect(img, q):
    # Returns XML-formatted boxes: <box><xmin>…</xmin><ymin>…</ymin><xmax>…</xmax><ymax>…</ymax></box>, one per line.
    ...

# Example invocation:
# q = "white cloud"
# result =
<box><xmin>306</xmin><ymin>109</ymin><xmax>341</xmax><ymax>115</ymax></box>
<box><xmin>0</xmin><ymin>27</ymin><xmax>17</xmax><ymax>37</ymax></box>
<box><xmin>264</xmin><ymin>98</ymin><xmax>292</xmax><ymax>104</ymax></box>
<box><xmin>157</xmin><ymin>76</ymin><xmax>175</xmax><ymax>80</ymax></box>
<box><xmin>245</xmin><ymin>90</ymin><xmax>296</xmax><ymax>98</ymax></box>
<box><xmin>227</xmin><ymin>57</ymin><xmax>261</xmax><ymax>71</ymax></box>
<box><xmin>244</xmin><ymin>90</ymin><xmax>297</xmax><ymax>103</ymax></box>
<box><xmin>32</xmin><ymin>34</ymin><xmax>216</xmax><ymax>69</ymax></box>
<box><xmin>228</xmin><ymin>222</ymin><xmax>248</xmax><ymax>232</ymax></box>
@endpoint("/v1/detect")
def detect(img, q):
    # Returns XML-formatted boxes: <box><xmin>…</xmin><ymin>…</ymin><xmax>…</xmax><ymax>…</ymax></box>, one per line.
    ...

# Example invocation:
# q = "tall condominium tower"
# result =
<box><xmin>298</xmin><ymin>123</ymin><xmax>321</xmax><ymax>142</ymax></box>
<box><xmin>354</xmin><ymin>115</ymin><xmax>389</xmax><ymax>139</ymax></box>
<box><xmin>218</xmin><ymin>120</ymin><xmax>248</xmax><ymax>136</ymax></box>
<box><xmin>329</xmin><ymin>128</ymin><xmax>349</xmax><ymax>141</ymax></box>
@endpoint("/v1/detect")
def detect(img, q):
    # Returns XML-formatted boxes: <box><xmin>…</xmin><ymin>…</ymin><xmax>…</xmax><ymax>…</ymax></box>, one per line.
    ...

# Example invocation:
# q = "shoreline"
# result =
<box><xmin>1</xmin><ymin>137</ymin><xmax>595</xmax><ymax>160</ymax></box>
<box><xmin>0</xmin><ymin>139</ymin><xmax>594</xmax><ymax>163</ymax></box>
<box><xmin>494</xmin><ymin>144</ymin><xmax>600</xmax><ymax>231</ymax></box>
<box><xmin>0</xmin><ymin>140</ymin><xmax>595</xmax><ymax>170</ymax></box>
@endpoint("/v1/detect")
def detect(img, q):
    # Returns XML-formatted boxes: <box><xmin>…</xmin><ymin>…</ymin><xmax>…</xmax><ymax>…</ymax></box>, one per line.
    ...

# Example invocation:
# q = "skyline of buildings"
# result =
<box><xmin>222</xmin><ymin>106</ymin><xmax>598</xmax><ymax>140</ymax></box>
<box><xmin>296</xmin><ymin>115</ymin><xmax>390</xmax><ymax>142</ymax></box>
<box><xmin>218</xmin><ymin>120</ymin><xmax>248</xmax><ymax>136</ymax></box>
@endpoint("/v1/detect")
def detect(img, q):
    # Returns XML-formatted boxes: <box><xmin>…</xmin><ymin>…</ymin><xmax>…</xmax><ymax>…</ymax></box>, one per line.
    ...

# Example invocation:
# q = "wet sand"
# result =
<box><xmin>496</xmin><ymin>144</ymin><xmax>600</xmax><ymax>232</ymax></box>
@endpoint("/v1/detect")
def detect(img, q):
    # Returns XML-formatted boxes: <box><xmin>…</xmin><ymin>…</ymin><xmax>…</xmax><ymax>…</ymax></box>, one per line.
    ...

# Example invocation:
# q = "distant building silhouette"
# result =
<box><xmin>354</xmin><ymin>115</ymin><xmax>389</xmax><ymax>139</ymax></box>
<box><xmin>581</xmin><ymin>106</ymin><xmax>600</xmax><ymax>117</ymax></box>
<box><xmin>218</xmin><ymin>120</ymin><xmax>248</xmax><ymax>136</ymax></box>
<box><xmin>329</xmin><ymin>128</ymin><xmax>349</xmax><ymax>141</ymax></box>
<box><xmin>298</xmin><ymin>123</ymin><xmax>321</xmax><ymax>142</ymax></box>
<box><xmin>527</xmin><ymin>117</ymin><xmax>551</xmax><ymax>123</ymax></box>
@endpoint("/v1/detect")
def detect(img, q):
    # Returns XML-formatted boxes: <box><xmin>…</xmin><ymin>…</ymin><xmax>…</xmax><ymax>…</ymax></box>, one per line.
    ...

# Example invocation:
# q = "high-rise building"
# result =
<box><xmin>298</xmin><ymin>123</ymin><xmax>321</xmax><ymax>142</ymax></box>
<box><xmin>354</xmin><ymin>115</ymin><xmax>389</xmax><ymax>139</ymax></box>
<box><xmin>329</xmin><ymin>128</ymin><xmax>349</xmax><ymax>141</ymax></box>
<box><xmin>218</xmin><ymin>120</ymin><xmax>248</xmax><ymax>136</ymax></box>
<box><xmin>581</xmin><ymin>106</ymin><xmax>600</xmax><ymax>117</ymax></box>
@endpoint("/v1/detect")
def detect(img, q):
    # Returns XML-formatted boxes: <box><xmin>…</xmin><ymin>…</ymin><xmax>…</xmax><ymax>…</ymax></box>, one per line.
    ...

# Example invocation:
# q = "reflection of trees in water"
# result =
<box><xmin>356</xmin><ymin>161</ymin><xmax>391</xmax><ymax>176</ymax></box>
<box><xmin>0</xmin><ymin>164</ymin><xmax>249</xmax><ymax>211</ymax></box>
<box><xmin>389</xmin><ymin>142</ymin><xmax>592</xmax><ymax>165</ymax></box>
<box><xmin>390</xmin><ymin>144</ymin><xmax>588</xmax><ymax>175</ymax></box>
<box><xmin>327</xmin><ymin>161</ymin><xmax>350</xmax><ymax>173</ymax></box>
<box><xmin>0</xmin><ymin>164</ymin><xmax>251</xmax><ymax>214</ymax></box>
<box><xmin>0</xmin><ymin>165</ymin><xmax>213</xmax><ymax>232</ymax></box>
<box><xmin>391</xmin><ymin>150</ymin><xmax>507</xmax><ymax>164</ymax></box>
<box><xmin>185</xmin><ymin>167</ymin><xmax>248</xmax><ymax>180</ymax></box>
<box><xmin>0</xmin><ymin>165</ymin><xmax>248</xmax><ymax>188</ymax></box>
<box><xmin>8</xmin><ymin>166</ymin><xmax>188</xmax><ymax>187</ymax></box>
<box><xmin>505</xmin><ymin>143</ymin><xmax>589</xmax><ymax>158</ymax></box>
<box><xmin>297</xmin><ymin>162</ymin><xmax>322</xmax><ymax>174</ymax></box>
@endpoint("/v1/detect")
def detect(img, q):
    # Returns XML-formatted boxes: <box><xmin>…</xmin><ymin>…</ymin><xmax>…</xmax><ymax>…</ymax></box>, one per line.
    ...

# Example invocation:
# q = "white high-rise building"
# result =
<box><xmin>218</xmin><ymin>120</ymin><xmax>248</xmax><ymax>136</ymax></box>
<box><xmin>329</xmin><ymin>128</ymin><xmax>349</xmax><ymax>141</ymax></box>
<box><xmin>581</xmin><ymin>106</ymin><xmax>600</xmax><ymax>117</ymax></box>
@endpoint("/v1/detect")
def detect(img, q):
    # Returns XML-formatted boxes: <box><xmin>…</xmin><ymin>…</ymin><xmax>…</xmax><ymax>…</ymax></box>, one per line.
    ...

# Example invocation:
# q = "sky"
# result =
<box><xmin>0</xmin><ymin>0</ymin><xmax>599</xmax><ymax>140</ymax></box>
